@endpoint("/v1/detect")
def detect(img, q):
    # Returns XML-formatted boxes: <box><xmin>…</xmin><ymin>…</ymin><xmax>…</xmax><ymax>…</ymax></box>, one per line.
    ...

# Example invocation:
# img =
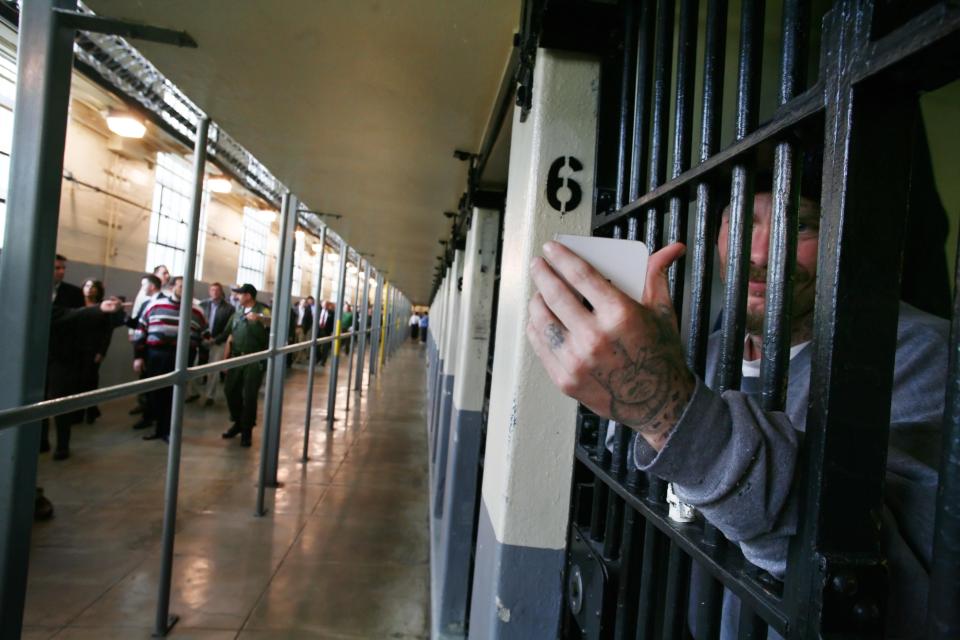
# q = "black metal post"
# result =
<box><xmin>0</xmin><ymin>2</ymin><xmax>76</xmax><ymax>636</ymax></box>
<box><xmin>301</xmin><ymin>226</ymin><xmax>327</xmax><ymax>462</ymax></box>
<box><xmin>325</xmin><ymin>239</ymin><xmax>349</xmax><ymax>429</ymax></box>
<box><xmin>153</xmin><ymin>116</ymin><xmax>209</xmax><ymax>637</ymax></box>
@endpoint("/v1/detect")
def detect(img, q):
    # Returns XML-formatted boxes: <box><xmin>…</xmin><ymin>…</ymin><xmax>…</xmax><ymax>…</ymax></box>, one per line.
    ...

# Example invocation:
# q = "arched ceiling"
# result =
<box><xmin>86</xmin><ymin>0</ymin><xmax>520</xmax><ymax>303</ymax></box>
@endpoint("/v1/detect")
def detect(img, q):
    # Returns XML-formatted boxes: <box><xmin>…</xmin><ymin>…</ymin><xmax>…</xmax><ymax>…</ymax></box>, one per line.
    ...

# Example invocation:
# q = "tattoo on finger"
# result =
<box><xmin>545</xmin><ymin>323</ymin><xmax>565</xmax><ymax>350</ymax></box>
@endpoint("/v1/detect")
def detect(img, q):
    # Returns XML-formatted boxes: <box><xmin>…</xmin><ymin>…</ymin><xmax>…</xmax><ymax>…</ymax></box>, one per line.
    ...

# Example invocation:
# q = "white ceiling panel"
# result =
<box><xmin>86</xmin><ymin>0</ymin><xmax>520</xmax><ymax>302</ymax></box>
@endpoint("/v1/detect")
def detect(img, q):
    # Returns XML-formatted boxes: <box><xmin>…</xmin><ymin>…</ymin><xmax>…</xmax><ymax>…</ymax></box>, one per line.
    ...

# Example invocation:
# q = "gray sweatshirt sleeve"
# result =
<box><xmin>632</xmin><ymin>377</ymin><xmax>799</xmax><ymax>577</ymax></box>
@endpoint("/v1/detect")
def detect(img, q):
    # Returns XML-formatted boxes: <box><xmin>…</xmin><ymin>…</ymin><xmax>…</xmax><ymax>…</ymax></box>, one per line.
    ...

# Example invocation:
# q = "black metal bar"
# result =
<box><xmin>605</xmin><ymin>86</ymin><xmax>822</xmax><ymax>230</ymax></box>
<box><xmin>785</xmin><ymin>1</ymin><xmax>919</xmax><ymax>635</ymax></box>
<box><xmin>661</xmin><ymin>540</ymin><xmax>693</xmax><ymax>640</ymax></box>
<box><xmin>0</xmin><ymin>2</ymin><xmax>76</xmax><ymax>636</ymax></box>
<box><xmin>153</xmin><ymin>115</ymin><xmax>209</xmax><ymax>637</ymax></box>
<box><xmin>577</xmin><ymin>447</ymin><xmax>788</xmax><ymax>633</ymax></box>
<box><xmin>629</xmin><ymin>0</ymin><xmax>657</xmax><ymax>202</ymax></box>
<box><xmin>616</xmin><ymin>0</ymin><xmax>637</xmax><ymax>209</ymax></box>
<box><xmin>634</xmin><ymin>518</ymin><xmax>667</xmax><ymax>640</ymax></box>
<box><xmin>759</xmin><ymin>0</ymin><xmax>810</xmax><ymax>410</ymax></box>
<box><xmin>665</xmin><ymin>0</ymin><xmax>699</xmax><ymax>310</ymax></box>
<box><xmin>717</xmin><ymin>0</ymin><xmax>766</xmax><ymax>394</ymax></box>
<box><xmin>644</xmin><ymin>0</ymin><xmax>675</xmax><ymax>252</ymax></box>
<box><xmin>302</xmin><ymin>225</ymin><xmax>328</xmax><ymax>461</ymax></box>
<box><xmin>737</xmin><ymin>604</ymin><xmax>769</xmax><ymax>639</ymax></box>
<box><xmin>927</xmin><ymin>220</ymin><xmax>960</xmax><ymax>639</ymax></box>
<box><xmin>686</xmin><ymin>0</ymin><xmax>727</xmax><ymax>382</ymax></box>
<box><xmin>52</xmin><ymin>8</ymin><xmax>198</xmax><ymax>47</ymax></box>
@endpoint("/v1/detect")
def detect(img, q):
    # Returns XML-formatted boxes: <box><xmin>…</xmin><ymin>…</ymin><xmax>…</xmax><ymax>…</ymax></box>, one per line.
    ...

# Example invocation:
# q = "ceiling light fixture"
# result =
<box><xmin>206</xmin><ymin>177</ymin><xmax>232</xmax><ymax>194</ymax></box>
<box><xmin>104</xmin><ymin>109</ymin><xmax>147</xmax><ymax>139</ymax></box>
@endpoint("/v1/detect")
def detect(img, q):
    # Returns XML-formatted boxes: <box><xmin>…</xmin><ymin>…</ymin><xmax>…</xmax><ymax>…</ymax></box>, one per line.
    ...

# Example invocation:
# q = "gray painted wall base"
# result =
<box><xmin>429</xmin><ymin>362</ymin><xmax>445</xmax><ymax>460</ymax></box>
<box><xmin>468</xmin><ymin>502</ymin><xmax>565</xmax><ymax>639</ymax></box>
<box><xmin>431</xmin><ymin>373</ymin><xmax>455</xmax><ymax>517</ymax></box>
<box><xmin>433</xmin><ymin>407</ymin><xmax>484</xmax><ymax>636</ymax></box>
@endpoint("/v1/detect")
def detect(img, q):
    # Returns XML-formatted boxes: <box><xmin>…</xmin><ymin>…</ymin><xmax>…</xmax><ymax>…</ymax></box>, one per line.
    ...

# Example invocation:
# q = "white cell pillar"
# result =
<box><xmin>431</xmin><ymin>250</ymin><xmax>464</xmax><ymax>474</ymax></box>
<box><xmin>432</xmin><ymin>207</ymin><xmax>502</xmax><ymax>637</ymax></box>
<box><xmin>469</xmin><ymin>49</ymin><xmax>599</xmax><ymax>639</ymax></box>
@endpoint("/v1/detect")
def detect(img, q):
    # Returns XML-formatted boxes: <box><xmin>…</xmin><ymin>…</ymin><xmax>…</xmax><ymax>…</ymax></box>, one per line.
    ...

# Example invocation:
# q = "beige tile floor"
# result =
<box><xmin>24</xmin><ymin>343</ymin><xmax>429</xmax><ymax>639</ymax></box>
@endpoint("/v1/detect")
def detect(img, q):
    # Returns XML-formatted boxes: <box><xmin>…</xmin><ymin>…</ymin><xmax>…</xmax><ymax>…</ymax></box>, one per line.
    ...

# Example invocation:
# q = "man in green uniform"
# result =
<box><xmin>222</xmin><ymin>283</ymin><xmax>271</xmax><ymax>447</ymax></box>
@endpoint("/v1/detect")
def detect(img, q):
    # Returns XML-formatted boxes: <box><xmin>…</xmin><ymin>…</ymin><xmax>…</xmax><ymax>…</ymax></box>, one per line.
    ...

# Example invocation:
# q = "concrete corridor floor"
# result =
<box><xmin>23</xmin><ymin>342</ymin><xmax>430</xmax><ymax>639</ymax></box>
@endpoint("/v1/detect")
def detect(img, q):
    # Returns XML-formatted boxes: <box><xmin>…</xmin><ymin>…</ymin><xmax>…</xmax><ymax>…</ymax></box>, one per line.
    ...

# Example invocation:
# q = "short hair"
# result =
<box><xmin>172</xmin><ymin>275</ymin><xmax>184</xmax><ymax>285</ymax></box>
<box><xmin>306</xmin><ymin>296</ymin><xmax>315</xmax><ymax>303</ymax></box>
<box><xmin>55</xmin><ymin>254</ymin><xmax>67</xmax><ymax>262</ymax></box>
<box><xmin>142</xmin><ymin>274</ymin><xmax>162</xmax><ymax>289</ymax></box>
<box><xmin>153</xmin><ymin>264</ymin><xmax>170</xmax><ymax>275</ymax></box>
<box><xmin>210</xmin><ymin>282</ymin><xmax>224</xmax><ymax>293</ymax></box>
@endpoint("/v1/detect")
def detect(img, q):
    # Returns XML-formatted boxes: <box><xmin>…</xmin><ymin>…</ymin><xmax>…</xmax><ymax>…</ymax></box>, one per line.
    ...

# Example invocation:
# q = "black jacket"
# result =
<box><xmin>53</xmin><ymin>281</ymin><xmax>84</xmax><ymax>309</ymax></box>
<box><xmin>199</xmin><ymin>298</ymin><xmax>235</xmax><ymax>344</ymax></box>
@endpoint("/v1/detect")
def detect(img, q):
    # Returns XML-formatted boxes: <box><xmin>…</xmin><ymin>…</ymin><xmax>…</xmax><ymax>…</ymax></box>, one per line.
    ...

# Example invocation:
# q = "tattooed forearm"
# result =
<box><xmin>545</xmin><ymin>323</ymin><xmax>565</xmax><ymax>350</ymax></box>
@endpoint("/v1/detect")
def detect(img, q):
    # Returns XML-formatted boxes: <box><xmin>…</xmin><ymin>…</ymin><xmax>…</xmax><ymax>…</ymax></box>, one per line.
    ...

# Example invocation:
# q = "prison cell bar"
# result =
<box><xmin>928</xmin><ymin>219</ymin><xmax>960</xmax><ymax>638</ymax></box>
<box><xmin>759</xmin><ymin>0</ymin><xmax>810</xmax><ymax>409</ymax></box>
<box><xmin>301</xmin><ymin>226</ymin><xmax>328</xmax><ymax>461</ymax></box>
<box><xmin>643</xmin><ymin>0</ymin><xmax>674</xmax><ymax>252</ymax></box>
<box><xmin>686</xmin><ymin>1</ymin><xmax>729</xmax><ymax>634</ymax></box>
<box><xmin>664</xmin><ymin>0</ymin><xmax>698</xmax><ymax>312</ymax></box>
<box><xmin>628</xmin><ymin>0</ymin><xmax>656</xmax><ymax>204</ymax></box>
<box><xmin>369</xmin><ymin>272</ymin><xmax>384</xmax><ymax>378</ymax></box>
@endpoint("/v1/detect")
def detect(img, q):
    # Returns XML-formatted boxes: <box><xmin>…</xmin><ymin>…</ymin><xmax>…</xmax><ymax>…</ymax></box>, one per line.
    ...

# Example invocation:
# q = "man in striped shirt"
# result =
<box><xmin>133</xmin><ymin>276</ymin><xmax>207</xmax><ymax>442</ymax></box>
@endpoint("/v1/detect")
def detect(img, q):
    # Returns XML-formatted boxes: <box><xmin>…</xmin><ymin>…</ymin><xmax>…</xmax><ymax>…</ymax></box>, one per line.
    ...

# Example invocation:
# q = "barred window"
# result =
<box><xmin>238</xmin><ymin>208</ymin><xmax>272</xmax><ymax>290</ymax></box>
<box><xmin>145</xmin><ymin>152</ymin><xmax>209</xmax><ymax>279</ymax></box>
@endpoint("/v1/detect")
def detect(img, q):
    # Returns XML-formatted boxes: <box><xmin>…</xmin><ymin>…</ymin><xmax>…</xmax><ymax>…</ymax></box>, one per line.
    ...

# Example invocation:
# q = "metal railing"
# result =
<box><xmin>563</xmin><ymin>0</ymin><xmax>960</xmax><ymax>638</ymax></box>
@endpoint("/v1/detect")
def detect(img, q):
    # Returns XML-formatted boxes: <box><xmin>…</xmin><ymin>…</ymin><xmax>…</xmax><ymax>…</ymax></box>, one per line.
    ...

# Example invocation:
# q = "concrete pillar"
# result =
<box><xmin>432</xmin><ymin>207</ymin><xmax>502</xmax><ymax>637</ymax></box>
<box><xmin>428</xmin><ymin>272</ymin><xmax>450</xmax><ymax>443</ymax></box>
<box><xmin>469</xmin><ymin>49</ymin><xmax>599</xmax><ymax>639</ymax></box>
<box><xmin>431</xmin><ymin>250</ymin><xmax>464</xmax><ymax>498</ymax></box>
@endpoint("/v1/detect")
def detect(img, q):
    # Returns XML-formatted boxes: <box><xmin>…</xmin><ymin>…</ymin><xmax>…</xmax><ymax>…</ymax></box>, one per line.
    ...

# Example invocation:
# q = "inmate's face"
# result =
<box><xmin>717</xmin><ymin>192</ymin><xmax>820</xmax><ymax>335</ymax></box>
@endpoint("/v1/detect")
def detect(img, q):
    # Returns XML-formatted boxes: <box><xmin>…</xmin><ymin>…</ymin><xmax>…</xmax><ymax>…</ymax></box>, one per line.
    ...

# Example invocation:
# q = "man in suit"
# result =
<box><xmin>294</xmin><ymin>297</ymin><xmax>314</xmax><ymax>363</ymax></box>
<box><xmin>198</xmin><ymin>282</ymin><xmax>235</xmax><ymax>406</ymax></box>
<box><xmin>52</xmin><ymin>253</ymin><xmax>84</xmax><ymax>308</ymax></box>
<box><xmin>41</xmin><ymin>254</ymin><xmax>85</xmax><ymax>458</ymax></box>
<box><xmin>317</xmin><ymin>300</ymin><xmax>335</xmax><ymax>366</ymax></box>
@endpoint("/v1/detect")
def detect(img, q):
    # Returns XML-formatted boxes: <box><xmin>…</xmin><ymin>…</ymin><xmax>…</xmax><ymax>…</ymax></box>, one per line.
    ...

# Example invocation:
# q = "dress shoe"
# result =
<box><xmin>39</xmin><ymin>440</ymin><xmax>51</xmax><ymax>453</ymax></box>
<box><xmin>222</xmin><ymin>424</ymin><xmax>242</xmax><ymax>439</ymax></box>
<box><xmin>131</xmin><ymin>419</ymin><xmax>152</xmax><ymax>430</ymax></box>
<box><xmin>240</xmin><ymin>433</ymin><xmax>252</xmax><ymax>447</ymax></box>
<box><xmin>185</xmin><ymin>394</ymin><xmax>200</xmax><ymax>404</ymax></box>
<box><xmin>142</xmin><ymin>433</ymin><xmax>164</xmax><ymax>441</ymax></box>
<box><xmin>52</xmin><ymin>449</ymin><xmax>70</xmax><ymax>461</ymax></box>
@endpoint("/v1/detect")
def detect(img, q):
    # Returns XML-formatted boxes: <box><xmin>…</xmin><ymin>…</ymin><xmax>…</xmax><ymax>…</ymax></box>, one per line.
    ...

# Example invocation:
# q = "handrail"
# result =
<box><xmin>0</xmin><ymin>328</ymin><xmax>370</xmax><ymax>429</ymax></box>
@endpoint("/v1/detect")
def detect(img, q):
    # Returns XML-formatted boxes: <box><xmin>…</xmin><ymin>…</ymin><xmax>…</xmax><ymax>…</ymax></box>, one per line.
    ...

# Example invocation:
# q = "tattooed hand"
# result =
<box><xmin>526</xmin><ymin>241</ymin><xmax>694</xmax><ymax>451</ymax></box>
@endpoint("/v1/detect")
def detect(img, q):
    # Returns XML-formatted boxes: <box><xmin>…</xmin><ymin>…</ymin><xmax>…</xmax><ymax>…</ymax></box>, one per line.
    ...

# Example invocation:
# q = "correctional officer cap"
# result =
<box><xmin>232</xmin><ymin>283</ymin><xmax>258</xmax><ymax>297</ymax></box>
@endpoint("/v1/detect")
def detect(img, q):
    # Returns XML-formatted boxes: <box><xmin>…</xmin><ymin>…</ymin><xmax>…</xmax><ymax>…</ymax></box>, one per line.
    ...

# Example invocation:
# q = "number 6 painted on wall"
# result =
<box><xmin>546</xmin><ymin>156</ymin><xmax>583</xmax><ymax>214</ymax></box>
